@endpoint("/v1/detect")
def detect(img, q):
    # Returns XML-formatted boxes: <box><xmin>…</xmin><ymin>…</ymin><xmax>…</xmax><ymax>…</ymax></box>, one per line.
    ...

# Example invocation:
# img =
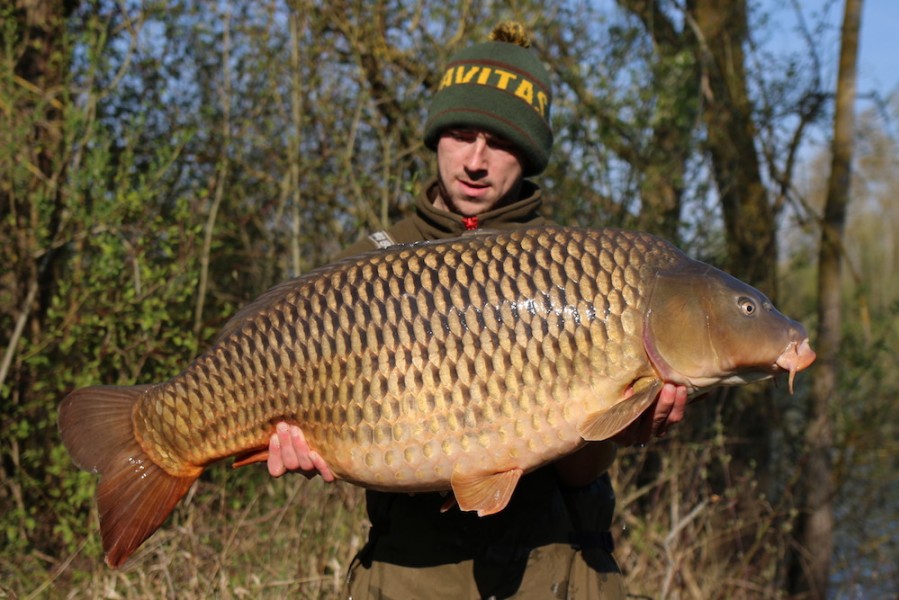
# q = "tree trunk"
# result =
<box><xmin>692</xmin><ymin>0</ymin><xmax>776</xmax><ymax>294</ymax></box>
<box><xmin>1</xmin><ymin>0</ymin><xmax>78</xmax><ymax>353</ymax></box>
<box><xmin>688</xmin><ymin>0</ymin><xmax>781</xmax><ymax>498</ymax></box>
<box><xmin>788</xmin><ymin>0</ymin><xmax>863</xmax><ymax>597</ymax></box>
<box><xmin>618</xmin><ymin>0</ymin><xmax>699</xmax><ymax>242</ymax></box>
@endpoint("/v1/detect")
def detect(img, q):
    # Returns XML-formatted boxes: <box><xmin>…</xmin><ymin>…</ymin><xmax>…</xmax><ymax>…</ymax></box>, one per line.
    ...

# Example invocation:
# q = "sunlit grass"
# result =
<box><xmin>9</xmin><ymin>468</ymin><xmax>366</xmax><ymax>599</ymax></box>
<box><xmin>6</xmin><ymin>434</ymin><xmax>897</xmax><ymax>598</ymax></box>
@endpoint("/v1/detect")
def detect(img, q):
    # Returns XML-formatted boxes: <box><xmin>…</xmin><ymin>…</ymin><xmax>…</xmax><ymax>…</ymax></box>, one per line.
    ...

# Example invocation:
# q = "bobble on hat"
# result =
<box><xmin>423</xmin><ymin>22</ymin><xmax>554</xmax><ymax>176</ymax></box>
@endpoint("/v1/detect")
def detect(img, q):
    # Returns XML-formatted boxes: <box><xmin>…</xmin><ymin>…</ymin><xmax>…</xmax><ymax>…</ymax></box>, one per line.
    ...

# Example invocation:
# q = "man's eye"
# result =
<box><xmin>487</xmin><ymin>138</ymin><xmax>514</xmax><ymax>151</ymax></box>
<box><xmin>450</xmin><ymin>130</ymin><xmax>476</xmax><ymax>142</ymax></box>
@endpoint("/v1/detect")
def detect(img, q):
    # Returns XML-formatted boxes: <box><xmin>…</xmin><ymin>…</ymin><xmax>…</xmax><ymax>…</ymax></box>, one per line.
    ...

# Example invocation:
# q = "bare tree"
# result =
<box><xmin>788</xmin><ymin>0</ymin><xmax>863</xmax><ymax>597</ymax></box>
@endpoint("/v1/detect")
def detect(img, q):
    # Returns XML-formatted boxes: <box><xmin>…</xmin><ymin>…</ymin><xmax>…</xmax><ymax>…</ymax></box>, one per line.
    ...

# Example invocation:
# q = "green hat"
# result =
<box><xmin>423</xmin><ymin>33</ymin><xmax>553</xmax><ymax>176</ymax></box>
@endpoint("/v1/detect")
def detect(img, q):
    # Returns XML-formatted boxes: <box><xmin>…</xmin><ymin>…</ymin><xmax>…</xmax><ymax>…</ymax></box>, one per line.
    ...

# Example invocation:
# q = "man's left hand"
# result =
<box><xmin>612</xmin><ymin>383</ymin><xmax>688</xmax><ymax>446</ymax></box>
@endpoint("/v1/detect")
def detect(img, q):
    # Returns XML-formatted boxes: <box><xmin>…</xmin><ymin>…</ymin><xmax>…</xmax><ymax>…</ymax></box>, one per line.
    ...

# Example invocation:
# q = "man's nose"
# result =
<box><xmin>464</xmin><ymin>136</ymin><xmax>488</xmax><ymax>170</ymax></box>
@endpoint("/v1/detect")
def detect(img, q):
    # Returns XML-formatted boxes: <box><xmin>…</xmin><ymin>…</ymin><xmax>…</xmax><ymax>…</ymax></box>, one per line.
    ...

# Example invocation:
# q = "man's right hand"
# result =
<box><xmin>268</xmin><ymin>422</ymin><xmax>336</xmax><ymax>481</ymax></box>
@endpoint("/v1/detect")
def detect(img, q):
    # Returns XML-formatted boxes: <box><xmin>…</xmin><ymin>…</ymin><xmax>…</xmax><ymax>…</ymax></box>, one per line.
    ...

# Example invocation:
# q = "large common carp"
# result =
<box><xmin>59</xmin><ymin>226</ymin><xmax>815</xmax><ymax>567</ymax></box>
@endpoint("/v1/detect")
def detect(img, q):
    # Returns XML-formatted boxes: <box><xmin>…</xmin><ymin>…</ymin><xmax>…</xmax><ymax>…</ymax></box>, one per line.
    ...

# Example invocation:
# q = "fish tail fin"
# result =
<box><xmin>58</xmin><ymin>385</ymin><xmax>199</xmax><ymax>567</ymax></box>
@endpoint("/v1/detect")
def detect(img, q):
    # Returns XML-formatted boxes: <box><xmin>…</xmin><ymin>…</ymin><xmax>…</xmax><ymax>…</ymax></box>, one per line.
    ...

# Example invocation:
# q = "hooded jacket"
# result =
<box><xmin>338</xmin><ymin>178</ymin><xmax>549</xmax><ymax>259</ymax></box>
<box><xmin>338</xmin><ymin>177</ymin><xmax>621</xmax><ymax>595</ymax></box>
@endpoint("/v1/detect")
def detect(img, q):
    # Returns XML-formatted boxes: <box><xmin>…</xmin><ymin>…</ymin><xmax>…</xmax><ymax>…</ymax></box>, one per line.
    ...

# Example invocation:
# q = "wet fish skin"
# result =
<box><xmin>131</xmin><ymin>227</ymin><xmax>669</xmax><ymax>488</ymax></box>
<box><xmin>58</xmin><ymin>226</ymin><xmax>815</xmax><ymax>567</ymax></box>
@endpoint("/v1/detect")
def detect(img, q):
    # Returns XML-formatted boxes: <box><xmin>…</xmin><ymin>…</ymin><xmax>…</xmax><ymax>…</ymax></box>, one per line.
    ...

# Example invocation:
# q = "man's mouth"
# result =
<box><xmin>458</xmin><ymin>179</ymin><xmax>490</xmax><ymax>194</ymax></box>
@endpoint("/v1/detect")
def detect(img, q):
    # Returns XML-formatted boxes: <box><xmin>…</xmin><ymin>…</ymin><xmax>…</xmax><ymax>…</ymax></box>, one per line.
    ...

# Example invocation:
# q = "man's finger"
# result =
<box><xmin>276</xmin><ymin>422</ymin><xmax>301</xmax><ymax>470</ymax></box>
<box><xmin>668</xmin><ymin>385</ymin><xmax>688</xmax><ymax>426</ymax></box>
<box><xmin>309</xmin><ymin>451</ymin><xmax>336</xmax><ymax>482</ymax></box>
<box><xmin>652</xmin><ymin>384</ymin><xmax>675</xmax><ymax>436</ymax></box>
<box><xmin>290</xmin><ymin>425</ymin><xmax>316</xmax><ymax>472</ymax></box>
<box><xmin>268</xmin><ymin>432</ymin><xmax>286</xmax><ymax>477</ymax></box>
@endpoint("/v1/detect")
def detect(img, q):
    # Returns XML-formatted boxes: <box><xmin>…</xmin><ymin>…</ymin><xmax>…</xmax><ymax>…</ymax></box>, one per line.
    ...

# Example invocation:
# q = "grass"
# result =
<box><xmin>4</xmin><ymin>434</ymin><xmax>896</xmax><ymax>598</ymax></box>
<box><xmin>5</xmin><ymin>468</ymin><xmax>367</xmax><ymax>600</ymax></box>
<box><xmin>612</xmin><ymin>439</ymin><xmax>792</xmax><ymax>599</ymax></box>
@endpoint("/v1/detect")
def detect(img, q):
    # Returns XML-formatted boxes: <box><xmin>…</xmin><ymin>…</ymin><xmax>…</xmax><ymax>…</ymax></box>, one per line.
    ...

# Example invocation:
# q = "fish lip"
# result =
<box><xmin>775</xmin><ymin>338</ymin><xmax>816</xmax><ymax>394</ymax></box>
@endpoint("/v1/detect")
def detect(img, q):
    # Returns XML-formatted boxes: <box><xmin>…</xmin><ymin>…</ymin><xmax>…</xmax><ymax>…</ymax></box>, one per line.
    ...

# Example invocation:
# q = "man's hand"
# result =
<box><xmin>556</xmin><ymin>383</ymin><xmax>689</xmax><ymax>486</ymax></box>
<box><xmin>651</xmin><ymin>383</ymin><xmax>689</xmax><ymax>436</ymax></box>
<box><xmin>267</xmin><ymin>422</ymin><xmax>336</xmax><ymax>481</ymax></box>
<box><xmin>612</xmin><ymin>383</ymin><xmax>688</xmax><ymax>447</ymax></box>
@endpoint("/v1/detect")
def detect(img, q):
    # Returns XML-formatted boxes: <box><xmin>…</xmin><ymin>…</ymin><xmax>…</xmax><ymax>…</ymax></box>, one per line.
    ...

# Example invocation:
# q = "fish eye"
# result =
<box><xmin>738</xmin><ymin>296</ymin><xmax>757</xmax><ymax>316</ymax></box>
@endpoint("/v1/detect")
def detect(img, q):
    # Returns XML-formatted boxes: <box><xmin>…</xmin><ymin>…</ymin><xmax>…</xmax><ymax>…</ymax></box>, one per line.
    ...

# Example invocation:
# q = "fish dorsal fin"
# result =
<box><xmin>578</xmin><ymin>379</ymin><xmax>663</xmax><ymax>441</ymax></box>
<box><xmin>214</xmin><ymin>248</ymin><xmax>364</xmax><ymax>343</ymax></box>
<box><xmin>213</xmin><ymin>277</ymin><xmax>301</xmax><ymax>344</ymax></box>
<box><xmin>451</xmin><ymin>467</ymin><xmax>523</xmax><ymax>516</ymax></box>
<box><xmin>213</xmin><ymin>252</ymin><xmax>377</xmax><ymax>344</ymax></box>
<box><xmin>460</xmin><ymin>228</ymin><xmax>501</xmax><ymax>238</ymax></box>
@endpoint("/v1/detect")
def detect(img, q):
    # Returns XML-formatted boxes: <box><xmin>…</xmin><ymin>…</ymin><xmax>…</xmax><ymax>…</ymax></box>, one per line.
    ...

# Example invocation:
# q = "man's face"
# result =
<box><xmin>434</xmin><ymin>129</ymin><xmax>524</xmax><ymax>216</ymax></box>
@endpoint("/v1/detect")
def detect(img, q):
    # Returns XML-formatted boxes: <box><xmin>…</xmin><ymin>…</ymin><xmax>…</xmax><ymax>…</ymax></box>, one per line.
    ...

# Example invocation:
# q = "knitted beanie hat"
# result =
<box><xmin>423</xmin><ymin>22</ymin><xmax>553</xmax><ymax>176</ymax></box>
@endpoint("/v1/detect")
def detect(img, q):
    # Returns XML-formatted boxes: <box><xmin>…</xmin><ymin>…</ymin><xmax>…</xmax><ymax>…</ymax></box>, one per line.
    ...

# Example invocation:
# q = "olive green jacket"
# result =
<box><xmin>338</xmin><ymin>178</ymin><xmax>550</xmax><ymax>259</ymax></box>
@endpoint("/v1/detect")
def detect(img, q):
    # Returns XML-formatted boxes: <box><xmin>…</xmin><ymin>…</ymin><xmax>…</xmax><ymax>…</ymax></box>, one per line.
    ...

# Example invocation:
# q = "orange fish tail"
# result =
<box><xmin>58</xmin><ymin>386</ymin><xmax>198</xmax><ymax>567</ymax></box>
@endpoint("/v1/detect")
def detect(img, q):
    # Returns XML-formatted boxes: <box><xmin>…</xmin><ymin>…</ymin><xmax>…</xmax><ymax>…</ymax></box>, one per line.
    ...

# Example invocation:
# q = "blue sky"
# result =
<box><xmin>764</xmin><ymin>0</ymin><xmax>898</xmax><ymax>100</ymax></box>
<box><xmin>857</xmin><ymin>0</ymin><xmax>898</xmax><ymax>96</ymax></box>
<box><xmin>593</xmin><ymin>1</ymin><xmax>896</xmax><ymax>102</ymax></box>
<box><xmin>765</xmin><ymin>0</ymin><xmax>898</xmax><ymax>151</ymax></box>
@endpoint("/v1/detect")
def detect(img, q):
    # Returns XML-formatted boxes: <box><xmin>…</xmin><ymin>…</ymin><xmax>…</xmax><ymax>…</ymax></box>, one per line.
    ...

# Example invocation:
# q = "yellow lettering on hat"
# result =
<box><xmin>493</xmin><ymin>69</ymin><xmax>518</xmax><ymax>90</ymax></box>
<box><xmin>536</xmin><ymin>91</ymin><xmax>549</xmax><ymax>117</ymax></box>
<box><xmin>439</xmin><ymin>67</ymin><xmax>455</xmax><ymax>90</ymax></box>
<box><xmin>514</xmin><ymin>79</ymin><xmax>534</xmax><ymax>106</ymax></box>
<box><xmin>455</xmin><ymin>66</ymin><xmax>482</xmax><ymax>84</ymax></box>
<box><xmin>436</xmin><ymin>64</ymin><xmax>547</xmax><ymax>117</ymax></box>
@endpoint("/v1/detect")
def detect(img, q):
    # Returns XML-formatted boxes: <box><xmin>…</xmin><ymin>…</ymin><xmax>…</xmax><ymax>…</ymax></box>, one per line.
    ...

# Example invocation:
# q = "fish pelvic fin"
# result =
<box><xmin>451</xmin><ymin>467</ymin><xmax>523</xmax><ymax>516</ymax></box>
<box><xmin>231</xmin><ymin>447</ymin><xmax>270</xmax><ymax>468</ymax></box>
<box><xmin>58</xmin><ymin>386</ymin><xmax>199</xmax><ymax>568</ymax></box>
<box><xmin>578</xmin><ymin>379</ymin><xmax>663</xmax><ymax>441</ymax></box>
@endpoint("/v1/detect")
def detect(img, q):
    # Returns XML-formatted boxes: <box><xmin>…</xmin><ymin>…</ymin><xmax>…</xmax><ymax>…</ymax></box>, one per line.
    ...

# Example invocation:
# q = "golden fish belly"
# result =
<box><xmin>133</xmin><ymin>227</ymin><xmax>669</xmax><ymax>485</ymax></box>
<box><xmin>320</xmin><ymin>367</ymin><xmax>600</xmax><ymax>491</ymax></box>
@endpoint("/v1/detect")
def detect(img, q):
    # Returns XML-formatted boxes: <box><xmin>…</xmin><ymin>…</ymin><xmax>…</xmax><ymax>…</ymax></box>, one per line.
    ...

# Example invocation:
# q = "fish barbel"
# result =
<box><xmin>58</xmin><ymin>226</ymin><xmax>815</xmax><ymax>567</ymax></box>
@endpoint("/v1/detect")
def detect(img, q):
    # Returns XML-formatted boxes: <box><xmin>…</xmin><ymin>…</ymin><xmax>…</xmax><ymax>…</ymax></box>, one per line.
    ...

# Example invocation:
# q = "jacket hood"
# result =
<box><xmin>412</xmin><ymin>178</ymin><xmax>547</xmax><ymax>238</ymax></box>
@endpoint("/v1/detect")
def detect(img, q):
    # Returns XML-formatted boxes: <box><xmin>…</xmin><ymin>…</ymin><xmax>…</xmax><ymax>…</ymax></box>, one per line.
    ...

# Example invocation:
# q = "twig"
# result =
<box><xmin>0</xmin><ymin>278</ymin><xmax>38</xmax><ymax>393</ymax></box>
<box><xmin>23</xmin><ymin>538</ymin><xmax>88</xmax><ymax>600</ymax></box>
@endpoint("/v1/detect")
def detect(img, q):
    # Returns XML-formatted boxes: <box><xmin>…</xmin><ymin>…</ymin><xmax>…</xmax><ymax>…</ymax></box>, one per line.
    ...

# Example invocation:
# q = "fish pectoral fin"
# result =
<box><xmin>232</xmin><ymin>447</ymin><xmax>269</xmax><ymax>469</ymax></box>
<box><xmin>440</xmin><ymin>494</ymin><xmax>458</xmax><ymax>513</ymax></box>
<box><xmin>578</xmin><ymin>379</ymin><xmax>663</xmax><ymax>441</ymax></box>
<box><xmin>451</xmin><ymin>467</ymin><xmax>523</xmax><ymax>517</ymax></box>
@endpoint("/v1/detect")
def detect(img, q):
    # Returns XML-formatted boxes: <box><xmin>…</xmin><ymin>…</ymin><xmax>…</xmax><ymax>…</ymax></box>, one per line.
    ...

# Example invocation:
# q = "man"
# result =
<box><xmin>269</xmin><ymin>22</ymin><xmax>688</xmax><ymax>599</ymax></box>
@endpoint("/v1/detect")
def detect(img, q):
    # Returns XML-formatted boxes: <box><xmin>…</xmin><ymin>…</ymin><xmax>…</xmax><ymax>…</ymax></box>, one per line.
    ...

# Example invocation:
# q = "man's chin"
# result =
<box><xmin>440</xmin><ymin>192</ymin><xmax>483</xmax><ymax>215</ymax></box>
<box><xmin>452</xmin><ymin>197</ymin><xmax>490</xmax><ymax>216</ymax></box>
<box><xmin>436</xmin><ymin>178</ymin><xmax>496</xmax><ymax>215</ymax></box>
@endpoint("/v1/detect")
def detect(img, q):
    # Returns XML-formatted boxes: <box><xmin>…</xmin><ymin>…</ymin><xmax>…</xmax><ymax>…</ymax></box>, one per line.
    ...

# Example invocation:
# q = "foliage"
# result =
<box><xmin>1</xmin><ymin>12</ymin><xmax>205</xmax><ymax>568</ymax></box>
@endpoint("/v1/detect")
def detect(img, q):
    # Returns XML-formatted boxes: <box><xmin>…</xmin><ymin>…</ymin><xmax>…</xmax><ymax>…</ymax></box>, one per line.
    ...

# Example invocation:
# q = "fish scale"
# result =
<box><xmin>59</xmin><ymin>225</ymin><xmax>815</xmax><ymax>567</ymax></box>
<box><xmin>147</xmin><ymin>229</ymin><xmax>643</xmax><ymax>486</ymax></box>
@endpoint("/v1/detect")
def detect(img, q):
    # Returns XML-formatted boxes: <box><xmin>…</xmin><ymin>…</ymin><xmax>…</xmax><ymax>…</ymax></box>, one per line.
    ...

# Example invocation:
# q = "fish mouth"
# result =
<box><xmin>775</xmin><ymin>338</ymin><xmax>816</xmax><ymax>394</ymax></box>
